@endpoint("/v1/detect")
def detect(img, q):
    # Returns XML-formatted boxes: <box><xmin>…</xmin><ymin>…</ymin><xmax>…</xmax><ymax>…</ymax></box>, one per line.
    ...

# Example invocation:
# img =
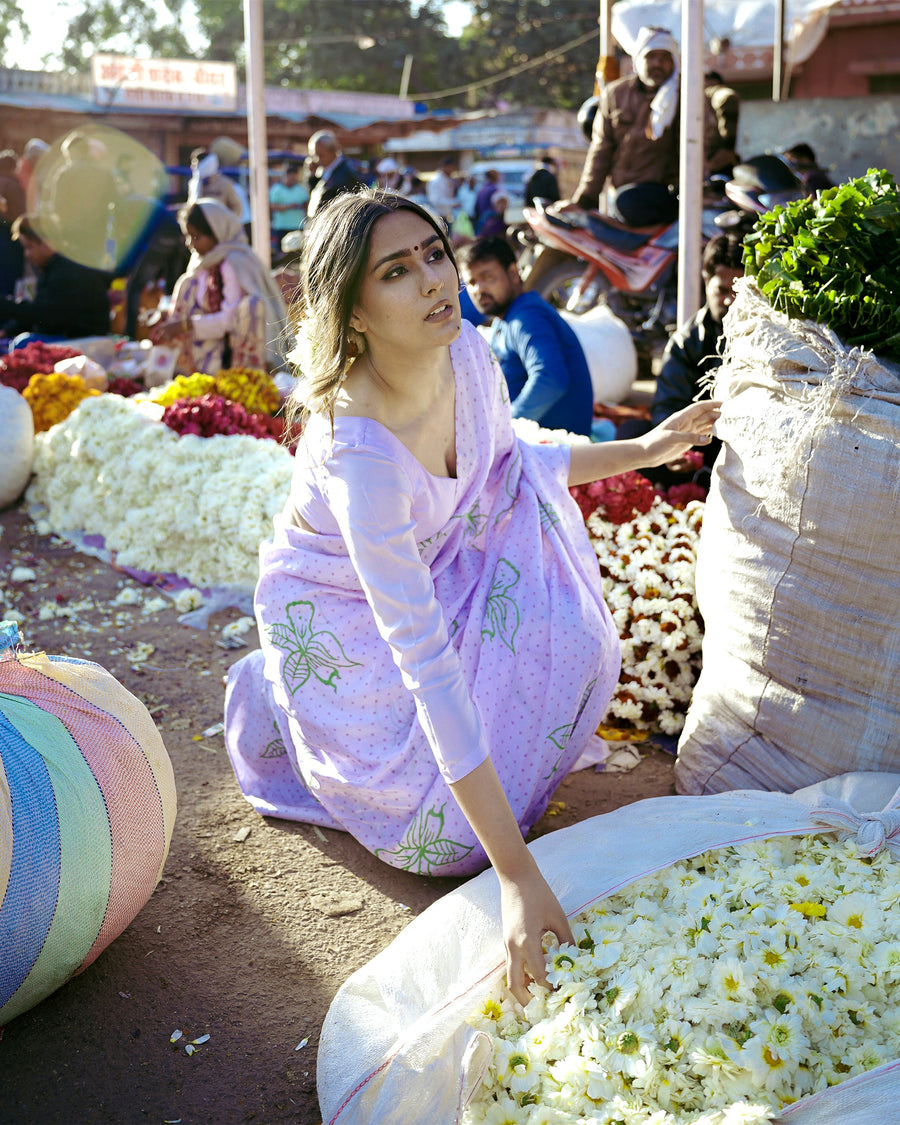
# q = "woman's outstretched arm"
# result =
<box><xmin>449</xmin><ymin>757</ymin><xmax>573</xmax><ymax>1006</ymax></box>
<box><xmin>567</xmin><ymin>399</ymin><xmax>721</xmax><ymax>486</ymax></box>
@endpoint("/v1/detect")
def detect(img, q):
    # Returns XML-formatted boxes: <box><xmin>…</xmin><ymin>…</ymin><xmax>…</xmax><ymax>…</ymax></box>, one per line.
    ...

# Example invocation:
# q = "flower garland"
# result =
<box><xmin>152</xmin><ymin>367</ymin><xmax>280</xmax><ymax>415</ymax></box>
<box><xmin>587</xmin><ymin>501</ymin><xmax>705</xmax><ymax>736</ymax></box>
<box><xmin>27</xmin><ymin>394</ymin><xmax>293</xmax><ymax>588</ymax></box>
<box><xmin>464</xmin><ymin>833</ymin><xmax>900</xmax><ymax>1124</ymax></box>
<box><xmin>23</xmin><ymin>371</ymin><xmax>100</xmax><ymax>433</ymax></box>
<box><xmin>0</xmin><ymin>342</ymin><xmax>81</xmax><ymax>393</ymax></box>
<box><xmin>160</xmin><ymin>393</ymin><xmax>279</xmax><ymax>440</ymax></box>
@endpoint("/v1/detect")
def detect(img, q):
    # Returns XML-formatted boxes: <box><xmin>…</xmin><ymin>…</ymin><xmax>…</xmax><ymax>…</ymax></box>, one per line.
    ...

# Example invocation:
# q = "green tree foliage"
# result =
<box><xmin>458</xmin><ymin>0</ymin><xmax>602</xmax><ymax>109</ymax></box>
<box><xmin>0</xmin><ymin>0</ymin><xmax>28</xmax><ymax>67</ymax></box>
<box><xmin>57</xmin><ymin>0</ymin><xmax>192</xmax><ymax>68</ymax></box>
<box><xmin>193</xmin><ymin>0</ymin><xmax>465</xmax><ymax>96</ymax></box>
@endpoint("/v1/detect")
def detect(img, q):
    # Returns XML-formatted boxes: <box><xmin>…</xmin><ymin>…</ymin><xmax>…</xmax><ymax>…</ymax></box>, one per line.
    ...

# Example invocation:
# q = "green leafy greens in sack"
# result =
<box><xmin>744</xmin><ymin>168</ymin><xmax>900</xmax><ymax>362</ymax></box>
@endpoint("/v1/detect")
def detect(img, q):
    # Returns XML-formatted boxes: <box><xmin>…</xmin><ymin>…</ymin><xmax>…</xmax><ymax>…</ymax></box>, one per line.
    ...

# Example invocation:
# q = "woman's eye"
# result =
<box><xmin>383</xmin><ymin>264</ymin><xmax>406</xmax><ymax>279</ymax></box>
<box><xmin>429</xmin><ymin>248</ymin><xmax>445</xmax><ymax>262</ymax></box>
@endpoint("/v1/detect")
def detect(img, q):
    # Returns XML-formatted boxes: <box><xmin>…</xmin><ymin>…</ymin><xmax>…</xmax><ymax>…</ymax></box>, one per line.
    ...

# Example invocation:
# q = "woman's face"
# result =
<box><xmin>185</xmin><ymin>224</ymin><xmax>217</xmax><ymax>257</ymax></box>
<box><xmin>350</xmin><ymin>209</ymin><xmax>461</xmax><ymax>359</ymax></box>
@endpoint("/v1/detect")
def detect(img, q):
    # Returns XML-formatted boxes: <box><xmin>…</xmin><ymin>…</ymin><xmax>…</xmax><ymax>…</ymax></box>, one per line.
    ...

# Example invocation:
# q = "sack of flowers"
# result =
<box><xmin>0</xmin><ymin>622</ymin><xmax>177</xmax><ymax>1025</ymax></box>
<box><xmin>318</xmin><ymin>772</ymin><xmax>900</xmax><ymax>1123</ymax></box>
<box><xmin>317</xmin><ymin>772</ymin><xmax>900</xmax><ymax>1125</ymax></box>
<box><xmin>676</xmin><ymin>171</ymin><xmax>900</xmax><ymax>795</ymax></box>
<box><xmin>0</xmin><ymin>385</ymin><xmax>34</xmax><ymax>510</ymax></box>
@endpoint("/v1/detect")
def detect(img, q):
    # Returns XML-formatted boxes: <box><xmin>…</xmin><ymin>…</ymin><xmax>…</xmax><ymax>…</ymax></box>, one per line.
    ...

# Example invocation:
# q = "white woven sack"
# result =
<box><xmin>560</xmin><ymin>305</ymin><xmax>637</xmax><ymax>404</ymax></box>
<box><xmin>0</xmin><ymin>385</ymin><xmax>35</xmax><ymax>509</ymax></box>
<box><xmin>317</xmin><ymin>771</ymin><xmax>900</xmax><ymax>1125</ymax></box>
<box><xmin>675</xmin><ymin>278</ymin><xmax>900</xmax><ymax>796</ymax></box>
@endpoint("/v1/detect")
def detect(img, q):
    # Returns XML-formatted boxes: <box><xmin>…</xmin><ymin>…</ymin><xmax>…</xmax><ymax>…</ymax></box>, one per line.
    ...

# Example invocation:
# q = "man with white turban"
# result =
<box><xmin>561</xmin><ymin>26</ymin><xmax>682</xmax><ymax>226</ymax></box>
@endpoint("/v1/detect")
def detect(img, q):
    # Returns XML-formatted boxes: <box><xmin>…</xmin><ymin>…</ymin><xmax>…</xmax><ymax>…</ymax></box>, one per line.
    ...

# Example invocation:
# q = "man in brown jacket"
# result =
<box><xmin>559</xmin><ymin>29</ymin><xmax>739</xmax><ymax>228</ymax></box>
<box><xmin>561</xmin><ymin>26</ymin><xmax>681</xmax><ymax>227</ymax></box>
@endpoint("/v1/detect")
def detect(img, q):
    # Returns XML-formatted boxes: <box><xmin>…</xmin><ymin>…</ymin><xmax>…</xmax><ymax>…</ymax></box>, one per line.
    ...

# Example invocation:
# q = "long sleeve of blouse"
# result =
<box><xmin>319</xmin><ymin>442</ymin><xmax>490</xmax><ymax>784</ymax></box>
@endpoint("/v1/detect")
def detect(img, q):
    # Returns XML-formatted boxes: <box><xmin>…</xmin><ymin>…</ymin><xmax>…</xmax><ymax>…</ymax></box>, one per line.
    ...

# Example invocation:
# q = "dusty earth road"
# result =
<box><xmin>0</xmin><ymin>502</ymin><xmax>676</xmax><ymax>1125</ymax></box>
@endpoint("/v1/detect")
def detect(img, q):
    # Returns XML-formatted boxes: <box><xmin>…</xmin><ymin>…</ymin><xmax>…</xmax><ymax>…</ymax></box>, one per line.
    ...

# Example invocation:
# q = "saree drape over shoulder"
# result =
<box><xmin>224</xmin><ymin>322</ymin><xmax>619</xmax><ymax>876</ymax></box>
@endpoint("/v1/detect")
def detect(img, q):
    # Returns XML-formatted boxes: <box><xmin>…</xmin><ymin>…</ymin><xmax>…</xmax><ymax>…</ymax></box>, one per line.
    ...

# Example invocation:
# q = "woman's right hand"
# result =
<box><xmin>499</xmin><ymin>860</ymin><xmax>574</xmax><ymax>1007</ymax></box>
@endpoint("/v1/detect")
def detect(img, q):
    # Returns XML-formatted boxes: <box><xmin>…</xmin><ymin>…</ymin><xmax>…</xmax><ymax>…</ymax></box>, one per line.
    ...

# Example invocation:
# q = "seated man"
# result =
<box><xmin>0</xmin><ymin>216</ymin><xmax>110</xmax><ymax>346</ymax></box>
<box><xmin>617</xmin><ymin>233</ymin><xmax>744</xmax><ymax>484</ymax></box>
<box><xmin>460</xmin><ymin>237</ymin><xmax>594</xmax><ymax>437</ymax></box>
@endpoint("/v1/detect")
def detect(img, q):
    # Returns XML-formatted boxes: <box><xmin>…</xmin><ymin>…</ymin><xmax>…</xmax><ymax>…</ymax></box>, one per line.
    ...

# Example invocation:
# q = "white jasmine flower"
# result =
<box><xmin>173</xmin><ymin>586</ymin><xmax>204</xmax><ymax>614</ymax></box>
<box><xmin>142</xmin><ymin>595</ymin><xmax>169</xmax><ymax>615</ymax></box>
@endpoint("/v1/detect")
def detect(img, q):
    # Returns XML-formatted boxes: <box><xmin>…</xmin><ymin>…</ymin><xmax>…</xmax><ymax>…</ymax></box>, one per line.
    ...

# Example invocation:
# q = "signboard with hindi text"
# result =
<box><xmin>91</xmin><ymin>54</ymin><xmax>237</xmax><ymax>112</ymax></box>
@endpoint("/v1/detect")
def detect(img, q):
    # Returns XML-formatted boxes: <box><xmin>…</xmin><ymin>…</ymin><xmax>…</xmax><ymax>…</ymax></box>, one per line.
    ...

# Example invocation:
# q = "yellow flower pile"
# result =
<box><xmin>212</xmin><ymin>367</ymin><xmax>280</xmax><ymax>415</ymax></box>
<box><xmin>152</xmin><ymin>367</ymin><xmax>280</xmax><ymax>415</ymax></box>
<box><xmin>152</xmin><ymin>373</ymin><xmax>216</xmax><ymax>406</ymax></box>
<box><xmin>23</xmin><ymin>372</ymin><xmax>100</xmax><ymax>433</ymax></box>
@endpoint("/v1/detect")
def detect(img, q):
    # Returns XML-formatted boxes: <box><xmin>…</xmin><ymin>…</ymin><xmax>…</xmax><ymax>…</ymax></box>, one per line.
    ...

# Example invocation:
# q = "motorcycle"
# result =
<box><xmin>519</xmin><ymin>155</ymin><xmax>805</xmax><ymax>367</ymax></box>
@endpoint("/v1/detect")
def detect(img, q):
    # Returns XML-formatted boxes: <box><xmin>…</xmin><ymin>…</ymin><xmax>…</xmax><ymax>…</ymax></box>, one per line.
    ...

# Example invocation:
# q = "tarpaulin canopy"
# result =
<box><xmin>611</xmin><ymin>0</ymin><xmax>842</xmax><ymax>65</ymax></box>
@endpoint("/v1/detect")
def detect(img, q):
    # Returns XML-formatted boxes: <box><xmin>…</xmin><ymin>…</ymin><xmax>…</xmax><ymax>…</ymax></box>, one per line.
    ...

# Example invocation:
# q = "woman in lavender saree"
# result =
<box><xmin>224</xmin><ymin>190</ymin><xmax>718</xmax><ymax>1000</ymax></box>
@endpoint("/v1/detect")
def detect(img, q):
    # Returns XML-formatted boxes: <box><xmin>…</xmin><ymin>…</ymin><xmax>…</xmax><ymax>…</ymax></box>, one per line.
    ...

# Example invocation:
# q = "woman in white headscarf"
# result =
<box><xmin>154</xmin><ymin>198</ymin><xmax>288</xmax><ymax>375</ymax></box>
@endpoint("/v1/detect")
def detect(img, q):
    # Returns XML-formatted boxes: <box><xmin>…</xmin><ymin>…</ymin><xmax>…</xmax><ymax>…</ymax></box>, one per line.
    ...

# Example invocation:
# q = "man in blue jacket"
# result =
<box><xmin>460</xmin><ymin>237</ymin><xmax>593</xmax><ymax>436</ymax></box>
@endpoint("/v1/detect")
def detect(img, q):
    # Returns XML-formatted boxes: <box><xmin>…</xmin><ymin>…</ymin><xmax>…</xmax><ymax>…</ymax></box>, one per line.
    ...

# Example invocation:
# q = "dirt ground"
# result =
<box><xmin>0</xmin><ymin>502</ymin><xmax>677</xmax><ymax>1125</ymax></box>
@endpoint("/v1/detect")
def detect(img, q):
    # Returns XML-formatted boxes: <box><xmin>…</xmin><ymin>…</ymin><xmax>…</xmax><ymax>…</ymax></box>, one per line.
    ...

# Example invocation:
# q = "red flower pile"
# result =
<box><xmin>107</xmin><ymin>376</ymin><xmax>143</xmax><ymax>397</ymax></box>
<box><xmin>569</xmin><ymin>470</ymin><xmax>656</xmax><ymax>524</ymax></box>
<box><xmin>161</xmin><ymin>393</ymin><xmax>279</xmax><ymax>440</ymax></box>
<box><xmin>0</xmin><ymin>343</ymin><xmax>82</xmax><ymax>393</ymax></box>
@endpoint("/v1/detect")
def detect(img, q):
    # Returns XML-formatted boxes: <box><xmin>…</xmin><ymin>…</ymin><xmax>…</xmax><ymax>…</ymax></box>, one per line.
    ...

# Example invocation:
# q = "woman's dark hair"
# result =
<box><xmin>179</xmin><ymin>202</ymin><xmax>216</xmax><ymax>240</ymax></box>
<box><xmin>288</xmin><ymin>188</ymin><xmax>457</xmax><ymax>427</ymax></box>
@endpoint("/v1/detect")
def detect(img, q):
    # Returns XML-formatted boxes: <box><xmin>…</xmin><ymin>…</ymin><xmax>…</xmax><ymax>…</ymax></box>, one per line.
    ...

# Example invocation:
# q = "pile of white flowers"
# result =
<box><xmin>587</xmin><ymin>502</ymin><xmax>705</xmax><ymax>737</ymax></box>
<box><xmin>26</xmin><ymin>395</ymin><xmax>293</xmax><ymax>589</ymax></box>
<box><xmin>465</xmin><ymin>832</ymin><xmax>900</xmax><ymax>1124</ymax></box>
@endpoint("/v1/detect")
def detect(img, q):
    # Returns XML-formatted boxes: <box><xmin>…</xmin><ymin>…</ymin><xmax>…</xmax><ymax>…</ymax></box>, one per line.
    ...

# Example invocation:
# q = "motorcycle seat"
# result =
<box><xmin>585</xmin><ymin>213</ymin><xmax>660</xmax><ymax>251</ymax></box>
<box><xmin>544</xmin><ymin>208</ymin><xmax>657</xmax><ymax>252</ymax></box>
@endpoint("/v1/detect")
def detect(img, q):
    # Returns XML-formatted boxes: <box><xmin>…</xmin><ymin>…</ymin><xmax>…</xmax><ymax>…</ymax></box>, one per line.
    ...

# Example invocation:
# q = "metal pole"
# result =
<box><xmin>243</xmin><ymin>0</ymin><xmax>271</xmax><ymax>267</ymax></box>
<box><xmin>677</xmin><ymin>0</ymin><xmax>704</xmax><ymax>328</ymax></box>
<box><xmin>399</xmin><ymin>54</ymin><xmax>413</xmax><ymax>99</ymax></box>
<box><xmin>773</xmin><ymin>0</ymin><xmax>786</xmax><ymax>101</ymax></box>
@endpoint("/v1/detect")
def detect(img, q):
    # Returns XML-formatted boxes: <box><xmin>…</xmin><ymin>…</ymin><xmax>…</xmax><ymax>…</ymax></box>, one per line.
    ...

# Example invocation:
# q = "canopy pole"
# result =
<box><xmin>773</xmin><ymin>0</ymin><xmax>786</xmax><ymax>100</ymax></box>
<box><xmin>243</xmin><ymin>0</ymin><xmax>271</xmax><ymax>268</ymax></box>
<box><xmin>676</xmin><ymin>0</ymin><xmax>704</xmax><ymax>328</ymax></box>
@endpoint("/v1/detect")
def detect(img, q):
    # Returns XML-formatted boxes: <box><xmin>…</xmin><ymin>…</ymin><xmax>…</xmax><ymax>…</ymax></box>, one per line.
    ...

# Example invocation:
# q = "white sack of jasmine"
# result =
<box><xmin>464</xmin><ymin>828</ymin><xmax>900</xmax><ymax>1123</ymax></box>
<box><xmin>26</xmin><ymin>394</ymin><xmax>293</xmax><ymax>589</ymax></box>
<box><xmin>317</xmin><ymin>773</ymin><xmax>900</xmax><ymax>1125</ymax></box>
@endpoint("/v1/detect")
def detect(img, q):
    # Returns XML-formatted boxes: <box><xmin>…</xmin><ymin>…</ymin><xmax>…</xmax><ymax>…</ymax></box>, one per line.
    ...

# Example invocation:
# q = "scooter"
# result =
<box><xmin>519</xmin><ymin>155</ymin><xmax>804</xmax><ymax>361</ymax></box>
<box><xmin>520</xmin><ymin>191</ymin><xmax>726</xmax><ymax>346</ymax></box>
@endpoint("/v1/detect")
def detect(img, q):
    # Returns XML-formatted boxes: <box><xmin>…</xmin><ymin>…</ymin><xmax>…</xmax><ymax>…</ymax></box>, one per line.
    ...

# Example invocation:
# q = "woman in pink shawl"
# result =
<box><xmin>224</xmin><ymin>190</ymin><xmax>718</xmax><ymax>1000</ymax></box>
<box><xmin>154</xmin><ymin>197</ymin><xmax>287</xmax><ymax>373</ymax></box>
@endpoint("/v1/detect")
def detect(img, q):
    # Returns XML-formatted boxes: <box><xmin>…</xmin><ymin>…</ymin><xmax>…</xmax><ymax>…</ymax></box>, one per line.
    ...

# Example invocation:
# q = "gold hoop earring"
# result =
<box><xmin>346</xmin><ymin>326</ymin><xmax>366</xmax><ymax>360</ymax></box>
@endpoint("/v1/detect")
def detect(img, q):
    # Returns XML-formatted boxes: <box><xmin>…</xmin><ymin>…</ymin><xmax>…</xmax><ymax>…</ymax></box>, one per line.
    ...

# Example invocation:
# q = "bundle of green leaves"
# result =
<box><xmin>743</xmin><ymin>168</ymin><xmax>900</xmax><ymax>362</ymax></box>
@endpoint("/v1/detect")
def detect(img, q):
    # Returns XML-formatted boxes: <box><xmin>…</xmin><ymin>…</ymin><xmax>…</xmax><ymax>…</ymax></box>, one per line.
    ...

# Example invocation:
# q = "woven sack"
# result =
<box><xmin>0</xmin><ymin>386</ymin><xmax>34</xmax><ymax>510</ymax></box>
<box><xmin>675</xmin><ymin>278</ymin><xmax>900</xmax><ymax>795</ymax></box>
<box><xmin>0</xmin><ymin>624</ymin><xmax>177</xmax><ymax>1025</ymax></box>
<box><xmin>317</xmin><ymin>771</ymin><xmax>900</xmax><ymax>1124</ymax></box>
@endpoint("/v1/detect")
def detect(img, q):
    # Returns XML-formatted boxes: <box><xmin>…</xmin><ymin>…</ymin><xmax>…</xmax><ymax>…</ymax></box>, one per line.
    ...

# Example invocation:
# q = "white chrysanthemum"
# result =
<box><xmin>827</xmin><ymin>891</ymin><xmax>882</xmax><ymax>934</ymax></box>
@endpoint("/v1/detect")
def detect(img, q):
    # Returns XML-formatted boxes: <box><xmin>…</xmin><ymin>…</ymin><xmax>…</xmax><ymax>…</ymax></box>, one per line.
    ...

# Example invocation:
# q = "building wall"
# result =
<box><xmin>791</xmin><ymin>21</ymin><xmax>900</xmax><ymax>98</ymax></box>
<box><xmin>739</xmin><ymin>94</ymin><xmax>900</xmax><ymax>182</ymax></box>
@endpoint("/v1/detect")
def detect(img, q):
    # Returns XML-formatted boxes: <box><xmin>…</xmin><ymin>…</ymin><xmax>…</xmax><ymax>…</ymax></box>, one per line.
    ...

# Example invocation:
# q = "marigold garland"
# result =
<box><xmin>23</xmin><ymin>371</ymin><xmax>100</xmax><ymax>433</ymax></box>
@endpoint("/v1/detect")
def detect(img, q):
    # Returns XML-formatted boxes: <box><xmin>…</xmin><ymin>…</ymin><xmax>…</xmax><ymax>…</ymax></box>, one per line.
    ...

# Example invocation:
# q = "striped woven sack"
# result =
<box><xmin>0</xmin><ymin>622</ymin><xmax>177</xmax><ymax>1025</ymax></box>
